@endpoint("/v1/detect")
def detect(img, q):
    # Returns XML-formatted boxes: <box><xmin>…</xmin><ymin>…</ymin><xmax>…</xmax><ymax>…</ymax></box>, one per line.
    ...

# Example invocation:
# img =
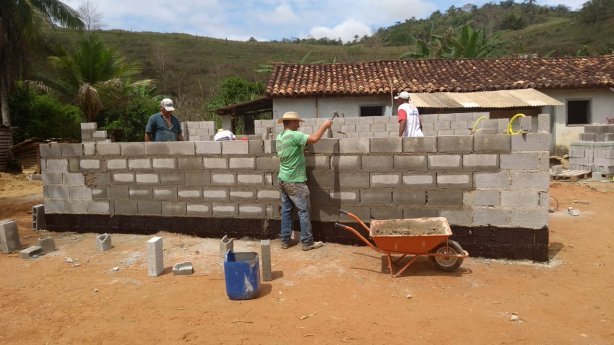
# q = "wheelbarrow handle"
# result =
<box><xmin>338</xmin><ymin>209</ymin><xmax>349</xmax><ymax>215</ymax></box>
<box><xmin>338</xmin><ymin>209</ymin><xmax>371</xmax><ymax>233</ymax></box>
<box><xmin>335</xmin><ymin>222</ymin><xmax>381</xmax><ymax>253</ymax></box>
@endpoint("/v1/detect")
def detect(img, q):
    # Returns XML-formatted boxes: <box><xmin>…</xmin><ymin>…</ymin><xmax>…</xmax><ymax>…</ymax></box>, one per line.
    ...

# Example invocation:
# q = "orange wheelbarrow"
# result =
<box><xmin>335</xmin><ymin>210</ymin><xmax>469</xmax><ymax>277</ymax></box>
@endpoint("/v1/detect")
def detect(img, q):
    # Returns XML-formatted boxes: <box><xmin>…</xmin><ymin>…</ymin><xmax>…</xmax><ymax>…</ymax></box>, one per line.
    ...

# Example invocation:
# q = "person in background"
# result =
<box><xmin>144</xmin><ymin>98</ymin><xmax>184</xmax><ymax>142</ymax></box>
<box><xmin>214</xmin><ymin>128</ymin><xmax>237</xmax><ymax>141</ymax></box>
<box><xmin>276</xmin><ymin>111</ymin><xmax>332</xmax><ymax>251</ymax></box>
<box><xmin>395</xmin><ymin>91</ymin><xmax>423</xmax><ymax>137</ymax></box>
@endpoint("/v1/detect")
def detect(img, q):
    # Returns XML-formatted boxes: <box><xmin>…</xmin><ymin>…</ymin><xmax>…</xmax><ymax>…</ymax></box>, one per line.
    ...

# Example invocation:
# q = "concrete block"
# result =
<box><xmin>474</xmin><ymin>171</ymin><xmax>510</xmax><ymax>188</ymax></box>
<box><xmin>96</xmin><ymin>143</ymin><xmax>121</xmax><ymax>155</ymax></box>
<box><xmin>362</xmin><ymin>155</ymin><xmax>393</xmax><ymax>171</ymax></box>
<box><xmin>305</xmin><ymin>155</ymin><xmax>330</xmax><ymax>169</ymax></box>
<box><xmin>257</xmin><ymin>189</ymin><xmax>280</xmax><ymax>200</ymax></box>
<box><xmin>437</xmin><ymin>136</ymin><xmax>473</xmax><ymax>153</ymax></box>
<box><xmin>60</xmin><ymin>143</ymin><xmax>83</xmax><ymax>157</ymax></box>
<box><xmin>308</xmin><ymin>138</ymin><xmax>339</xmax><ymax>154</ymax></box>
<box><xmin>106</xmin><ymin>158</ymin><xmax>127</xmax><ymax>170</ymax></box>
<box><xmin>20</xmin><ymin>246</ymin><xmax>43</xmax><ymax>259</ymax></box>
<box><xmin>473</xmin><ymin>134</ymin><xmax>511</xmax><ymax>153</ymax></box>
<box><xmin>173</xmin><ymin>262</ymin><xmax>194</xmax><ymax>275</ymax></box>
<box><xmin>434</xmin><ymin>121</ymin><xmax>451</xmax><ymax>130</ymax></box>
<box><xmin>370</xmin><ymin>173</ymin><xmax>401</xmax><ymax>187</ymax></box>
<box><xmin>152</xmin><ymin>158</ymin><xmax>176</xmax><ymax>170</ymax></box>
<box><xmin>438</xmin><ymin>209</ymin><xmax>472</xmax><ymax>226</ymax></box>
<box><xmin>43</xmin><ymin>200</ymin><xmax>65</xmax><ymax>214</ymax></box>
<box><xmin>402</xmin><ymin>173</ymin><xmax>435</xmax><ymax>189</ymax></box>
<box><xmin>402</xmin><ymin>208</ymin><xmax>438</xmax><ymax>218</ymax></box>
<box><xmin>32</xmin><ymin>204</ymin><xmax>46</xmax><ymax>231</ymax></box>
<box><xmin>45</xmin><ymin>185</ymin><xmax>69</xmax><ymax>199</ymax></box>
<box><xmin>63</xmin><ymin>173</ymin><xmax>85</xmax><ymax>186</ymax></box>
<box><xmin>237</xmin><ymin>173</ymin><xmax>264</xmax><ymax>185</ymax></box>
<box><xmin>511</xmin><ymin>209</ymin><xmax>548</xmax><ymax>229</ymax></box>
<box><xmin>360</xmin><ymin>189</ymin><xmax>391</xmax><ymax>203</ymax></box>
<box><xmin>427</xmin><ymin>190</ymin><xmax>463</xmax><ymax>206</ymax></box>
<box><xmin>147</xmin><ymin>236</ymin><xmax>164</xmax><ymax>277</ymax></box>
<box><xmin>40</xmin><ymin>143</ymin><xmax>62</xmax><ymax>159</ymax></box>
<box><xmin>195</xmin><ymin>141</ymin><xmax>222</xmax><ymax>154</ymax></box>
<box><xmin>473</xmin><ymin>208</ymin><xmax>511</xmax><ymax>226</ymax></box>
<box><xmin>128</xmin><ymin>158</ymin><xmax>151</xmax><ymax>170</ymax></box>
<box><xmin>212</xmin><ymin>203</ymin><xmax>238</xmax><ymax>217</ymax></box>
<box><xmin>83</xmin><ymin>142</ymin><xmax>96</xmax><ymax>156</ymax></box>
<box><xmin>204</xmin><ymin>158</ymin><xmax>228</xmax><ymax>170</ymax></box>
<box><xmin>203</xmin><ymin>189</ymin><xmax>228</xmax><ymax>200</ymax></box>
<box><xmin>338</xmin><ymin>172</ymin><xmax>370</xmax><ymax>188</ymax></box>
<box><xmin>256</xmin><ymin>156</ymin><xmax>280</xmax><ymax>171</ymax></box>
<box><xmin>264</xmin><ymin>140</ymin><xmax>277</xmax><ymax>154</ymax></box>
<box><xmin>222</xmin><ymin>141</ymin><xmax>248</xmax><ymax>154</ymax></box>
<box><xmin>87</xmin><ymin>201</ymin><xmax>110</xmax><ymax>214</ymax></box>
<box><xmin>370</xmin><ymin>137</ymin><xmax>402</xmax><ymax>153</ymax></box>
<box><xmin>1</xmin><ymin>219</ymin><xmax>22</xmax><ymax>253</ymax></box>
<box><xmin>81</xmin><ymin>122</ymin><xmax>97</xmax><ymax>130</ymax></box>
<box><xmin>464</xmin><ymin>190</ymin><xmax>499</xmax><ymax>207</ymax></box>
<box><xmin>177</xmin><ymin>188</ymin><xmax>202</xmax><ymax>200</ymax></box>
<box><xmin>392</xmin><ymin>190</ymin><xmax>426</xmax><ymax>205</ymax></box>
<box><xmin>230</xmin><ymin>157</ymin><xmax>256</xmax><ymax>169</ymax></box>
<box><xmin>501</xmin><ymin>190</ymin><xmax>539</xmax><ymax>208</ymax></box>
<box><xmin>138</xmin><ymin>201</ymin><xmax>162</xmax><ymax>215</ymax></box>
<box><xmin>120</xmin><ymin>142</ymin><xmax>145</xmax><ymax>156</ymax></box>
<box><xmin>306</xmin><ymin>170</ymin><xmax>334</xmax><ymax>188</ymax></box>
<box><xmin>96</xmin><ymin>233</ymin><xmax>112</xmax><ymax>251</ymax></box>
<box><xmin>186</xmin><ymin>203</ymin><xmax>211</xmax><ymax>216</ymax></box>
<box><xmin>402</xmin><ymin>136</ymin><xmax>437</xmax><ymax>153</ymax></box>
<box><xmin>113</xmin><ymin>200</ymin><xmax>138</xmax><ymax>215</ymax></box>
<box><xmin>42</xmin><ymin>172</ymin><xmax>63</xmax><ymax>185</ymax></box>
<box><xmin>329</xmin><ymin>190</ymin><xmax>359</xmax><ymax>202</ymax></box>
<box><xmin>511</xmin><ymin>133</ymin><xmax>551</xmax><ymax>151</ymax></box>
<box><xmin>510</xmin><ymin>172</ymin><xmax>549</xmax><ymax>190</ymax></box>
<box><xmin>463</xmin><ymin>154</ymin><xmax>499</xmax><ymax>169</ymax></box>
<box><xmin>394</xmin><ymin>155</ymin><xmax>427</xmax><ymax>170</ymax></box>
<box><xmin>162</xmin><ymin>202</ymin><xmax>186</xmax><ymax>216</ymax></box>
<box><xmin>436</xmin><ymin>173</ymin><xmax>472</xmax><ymax>188</ymax></box>
<box><xmin>38</xmin><ymin>236</ymin><xmax>55</xmax><ymax>253</ymax></box>
<box><xmin>69</xmin><ymin>186</ymin><xmax>93</xmax><ymax>200</ymax></box>
<box><xmin>370</xmin><ymin>206</ymin><xmax>403</xmax><ymax>220</ymax></box>
<box><xmin>176</xmin><ymin>157</ymin><xmax>202</xmax><ymax>171</ymax></box>
<box><xmin>239</xmin><ymin>204</ymin><xmax>265</xmax><ymax>218</ymax></box>
<box><xmin>79</xmin><ymin>159</ymin><xmax>100</xmax><ymax>170</ymax></box>
<box><xmin>500</xmin><ymin>153</ymin><xmax>539</xmax><ymax>170</ymax></box>
<box><xmin>331</xmin><ymin>155</ymin><xmax>361</xmax><ymax>171</ymax></box>
<box><xmin>45</xmin><ymin>159</ymin><xmax>69</xmax><ymax>172</ymax></box>
<box><xmin>428</xmin><ymin>155</ymin><xmax>462</xmax><ymax>170</ymax></box>
<box><xmin>128</xmin><ymin>187</ymin><xmax>151</xmax><ymax>200</ymax></box>
<box><xmin>64</xmin><ymin>200</ymin><xmax>87</xmax><ymax>214</ymax></box>
<box><xmin>136</xmin><ymin>173</ymin><xmax>159</xmax><ymax>184</ymax></box>
<box><xmin>185</xmin><ymin>172</ymin><xmax>209</xmax><ymax>186</ymax></box>
<box><xmin>230</xmin><ymin>190</ymin><xmax>255</xmax><ymax>201</ymax></box>
<box><xmin>249</xmin><ymin>140</ymin><xmax>264</xmax><ymax>154</ymax></box>
<box><xmin>260</xmin><ymin>239</ymin><xmax>272</xmax><ymax>281</ymax></box>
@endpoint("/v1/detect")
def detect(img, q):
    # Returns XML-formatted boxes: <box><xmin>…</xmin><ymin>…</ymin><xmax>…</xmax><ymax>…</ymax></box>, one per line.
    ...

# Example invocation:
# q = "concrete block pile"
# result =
<box><xmin>568</xmin><ymin>125</ymin><xmax>614</xmax><ymax>174</ymax></box>
<box><xmin>81</xmin><ymin>123</ymin><xmax>110</xmax><ymax>143</ymax></box>
<box><xmin>40</xmin><ymin>128</ymin><xmax>550</xmax><ymax>230</ymax></box>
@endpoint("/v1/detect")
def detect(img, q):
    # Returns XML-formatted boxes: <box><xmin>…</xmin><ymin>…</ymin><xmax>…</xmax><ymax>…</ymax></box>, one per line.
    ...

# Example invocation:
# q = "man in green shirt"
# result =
<box><xmin>276</xmin><ymin>111</ymin><xmax>332</xmax><ymax>251</ymax></box>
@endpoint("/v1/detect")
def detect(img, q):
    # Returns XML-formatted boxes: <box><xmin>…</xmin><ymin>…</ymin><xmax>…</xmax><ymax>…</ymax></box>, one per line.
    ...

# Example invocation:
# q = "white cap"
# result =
<box><xmin>394</xmin><ymin>91</ymin><xmax>411</xmax><ymax>100</ymax></box>
<box><xmin>161</xmin><ymin>98</ymin><xmax>175</xmax><ymax>111</ymax></box>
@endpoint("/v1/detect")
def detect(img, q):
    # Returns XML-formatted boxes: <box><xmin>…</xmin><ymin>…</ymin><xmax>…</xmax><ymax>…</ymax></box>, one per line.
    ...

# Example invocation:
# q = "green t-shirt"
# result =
<box><xmin>276</xmin><ymin>130</ymin><xmax>309</xmax><ymax>182</ymax></box>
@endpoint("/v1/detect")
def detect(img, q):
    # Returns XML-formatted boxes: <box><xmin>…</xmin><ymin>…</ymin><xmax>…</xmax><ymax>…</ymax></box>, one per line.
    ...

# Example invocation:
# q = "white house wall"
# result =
<box><xmin>543</xmin><ymin>89</ymin><xmax>614</xmax><ymax>149</ymax></box>
<box><xmin>274</xmin><ymin>96</ymin><xmax>395</xmax><ymax>119</ymax></box>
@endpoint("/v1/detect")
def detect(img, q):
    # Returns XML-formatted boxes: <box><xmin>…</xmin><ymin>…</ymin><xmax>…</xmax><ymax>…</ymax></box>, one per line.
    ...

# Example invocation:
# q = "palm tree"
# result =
<box><xmin>41</xmin><ymin>34</ymin><xmax>151</xmax><ymax>121</ymax></box>
<box><xmin>443</xmin><ymin>24</ymin><xmax>508</xmax><ymax>58</ymax></box>
<box><xmin>0</xmin><ymin>0</ymin><xmax>84</xmax><ymax>128</ymax></box>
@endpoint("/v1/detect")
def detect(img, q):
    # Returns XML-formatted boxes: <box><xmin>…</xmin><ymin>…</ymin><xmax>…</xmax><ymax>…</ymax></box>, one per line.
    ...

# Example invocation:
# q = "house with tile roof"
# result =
<box><xmin>261</xmin><ymin>55</ymin><xmax>614</xmax><ymax>149</ymax></box>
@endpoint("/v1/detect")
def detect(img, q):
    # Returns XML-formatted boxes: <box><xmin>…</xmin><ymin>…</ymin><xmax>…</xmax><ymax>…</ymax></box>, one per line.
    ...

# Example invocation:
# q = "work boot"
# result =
<box><xmin>302</xmin><ymin>241</ymin><xmax>323</xmax><ymax>251</ymax></box>
<box><xmin>281</xmin><ymin>238</ymin><xmax>298</xmax><ymax>249</ymax></box>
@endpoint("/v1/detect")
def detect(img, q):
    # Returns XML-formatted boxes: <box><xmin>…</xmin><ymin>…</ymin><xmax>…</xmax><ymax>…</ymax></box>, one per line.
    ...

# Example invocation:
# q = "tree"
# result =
<box><xmin>78</xmin><ymin>0</ymin><xmax>104</xmax><ymax>31</ymax></box>
<box><xmin>40</xmin><ymin>34</ymin><xmax>151</xmax><ymax>121</ymax></box>
<box><xmin>0</xmin><ymin>0</ymin><xmax>84</xmax><ymax>129</ymax></box>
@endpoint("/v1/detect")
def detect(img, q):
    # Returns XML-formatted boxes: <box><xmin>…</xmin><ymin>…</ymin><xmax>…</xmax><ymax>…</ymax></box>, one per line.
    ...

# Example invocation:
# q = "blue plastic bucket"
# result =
<box><xmin>223</xmin><ymin>251</ymin><xmax>261</xmax><ymax>300</ymax></box>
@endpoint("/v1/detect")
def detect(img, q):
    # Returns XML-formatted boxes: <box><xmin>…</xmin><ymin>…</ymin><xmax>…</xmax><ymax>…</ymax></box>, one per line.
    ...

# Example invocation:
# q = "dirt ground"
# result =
<box><xmin>1</xmin><ymin>172</ymin><xmax>614</xmax><ymax>345</ymax></box>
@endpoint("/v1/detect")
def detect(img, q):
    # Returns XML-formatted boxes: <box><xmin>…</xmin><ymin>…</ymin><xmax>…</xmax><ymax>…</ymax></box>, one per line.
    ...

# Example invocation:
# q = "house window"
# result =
<box><xmin>360</xmin><ymin>105</ymin><xmax>384</xmax><ymax>117</ymax></box>
<box><xmin>567</xmin><ymin>100</ymin><xmax>590</xmax><ymax>125</ymax></box>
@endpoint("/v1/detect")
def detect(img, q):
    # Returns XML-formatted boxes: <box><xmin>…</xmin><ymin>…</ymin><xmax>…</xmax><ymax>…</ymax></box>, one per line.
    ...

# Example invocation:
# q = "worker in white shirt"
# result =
<box><xmin>213</xmin><ymin>128</ymin><xmax>237</xmax><ymax>141</ymax></box>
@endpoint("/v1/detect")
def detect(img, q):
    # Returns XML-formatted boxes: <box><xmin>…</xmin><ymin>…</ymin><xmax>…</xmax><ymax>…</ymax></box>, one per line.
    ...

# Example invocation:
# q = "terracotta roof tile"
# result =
<box><xmin>266</xmin><ymin>56</ymin><xmax>614</xmax><ymax>97</ymax></box>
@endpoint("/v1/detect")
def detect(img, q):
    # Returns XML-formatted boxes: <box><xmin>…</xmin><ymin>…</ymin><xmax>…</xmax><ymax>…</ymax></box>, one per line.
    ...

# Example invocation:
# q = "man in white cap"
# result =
<box><xmin>144</xmin><ymin>98</ymin><xmax>184</xmax><ymax>142</ymax></box>
<box><xmin>276</xmin><ymin>111</ymin><xmax>332</xmax><ymax>251</ymax></box>
<box><xmin>395</xmin><ymin>91</ymin><xmax>423</xmax><ymax>137</ymax></box>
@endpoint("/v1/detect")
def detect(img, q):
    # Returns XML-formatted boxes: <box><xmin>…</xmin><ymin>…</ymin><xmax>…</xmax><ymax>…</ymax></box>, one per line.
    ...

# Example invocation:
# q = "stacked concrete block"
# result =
<box><xmin>569</xmin><ymin>125</ymin><xmax>614</xmax><ymax>174</ymax></box>
<box><xmin>183</xmin><ymin>121</ymin><xmax>216</xmax><ymax>141</ymax></box>
<box><xmin>81</xmin><ymin>122</ymin><xmax>109</xmax><ymax>143</ymax></box>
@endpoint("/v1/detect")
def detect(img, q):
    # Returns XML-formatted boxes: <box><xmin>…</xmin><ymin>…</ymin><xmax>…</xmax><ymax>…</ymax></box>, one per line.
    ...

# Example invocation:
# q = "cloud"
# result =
<box><xmin>258</xmin><ymin>4</ymin><xmax>299</xmax><ymax>25</ymax></box>
<box><xmin>308</xmin><ymin>19</ymin><xmax>372</xmax><ymax>42</ymax></box>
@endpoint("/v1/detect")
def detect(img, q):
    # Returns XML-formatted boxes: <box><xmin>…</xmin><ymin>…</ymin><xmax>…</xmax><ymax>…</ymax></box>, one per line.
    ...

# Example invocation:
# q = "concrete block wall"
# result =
<box><xmin>568</xmin><ymin>125</ymin><xmax>614</xmax><ymax>174</ymax></box>
<box><xmin>40</xmin><ymin>132</ymin><xmax>550</xmax><ymax>230</ymax></box>
<box><xmin>80</xmin><ymin>123</ymin><xmax>110</xmax><ymax>143</ymax></box>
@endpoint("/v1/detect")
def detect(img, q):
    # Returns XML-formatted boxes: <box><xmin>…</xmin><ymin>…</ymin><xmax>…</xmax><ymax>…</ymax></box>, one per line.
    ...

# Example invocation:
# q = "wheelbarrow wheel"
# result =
<box><xmin>429</xmin><ymin>240</ymin><xmax>464</xmax><ymax>272</ymax></box>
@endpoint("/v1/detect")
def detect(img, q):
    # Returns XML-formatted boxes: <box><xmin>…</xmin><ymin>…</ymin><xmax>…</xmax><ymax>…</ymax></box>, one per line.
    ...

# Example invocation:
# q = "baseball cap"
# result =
<box><xmin>394</xmin><ymin>91</ymin><xmax>411</xmax><ymax>100</ymax></box>
<box><xmin>161</xmin><ymin>98</ymin><xmax>175</xmax><ymax>111</ymax></box>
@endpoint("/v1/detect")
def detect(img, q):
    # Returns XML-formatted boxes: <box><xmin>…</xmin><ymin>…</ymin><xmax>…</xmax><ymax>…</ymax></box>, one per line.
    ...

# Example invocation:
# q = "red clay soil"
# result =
<box><xmin>0</xmin><ymin>172</ymin><xmax>613</xmax><ymax>345</ymax></box>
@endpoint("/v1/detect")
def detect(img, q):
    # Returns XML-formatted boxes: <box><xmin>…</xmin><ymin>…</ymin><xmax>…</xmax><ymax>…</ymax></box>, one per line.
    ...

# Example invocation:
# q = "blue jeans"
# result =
<box><xmin>278</xmin><ymin>181</ymin><xmax>314</xmax><ymax>246</ymax></box>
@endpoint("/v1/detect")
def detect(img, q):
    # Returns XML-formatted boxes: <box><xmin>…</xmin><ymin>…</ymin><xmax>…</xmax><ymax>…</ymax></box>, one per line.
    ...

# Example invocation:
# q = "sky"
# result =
<box><xmin>62</xmin><ymin>0</ymin><xmax>587</xmax><ymax>43</ymax></box>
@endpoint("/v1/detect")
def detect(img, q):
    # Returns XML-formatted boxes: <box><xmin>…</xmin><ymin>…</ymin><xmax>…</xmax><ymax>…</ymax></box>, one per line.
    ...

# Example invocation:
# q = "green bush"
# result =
<box><xmin>99</xmin><ymin>86</ymin><xmax>160</xmax><ymax>142</ymax></box>
<box><xmin>9</xmin><ymin>83</ymin><xmax>84</xmax><ymax>143</ymax></box>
